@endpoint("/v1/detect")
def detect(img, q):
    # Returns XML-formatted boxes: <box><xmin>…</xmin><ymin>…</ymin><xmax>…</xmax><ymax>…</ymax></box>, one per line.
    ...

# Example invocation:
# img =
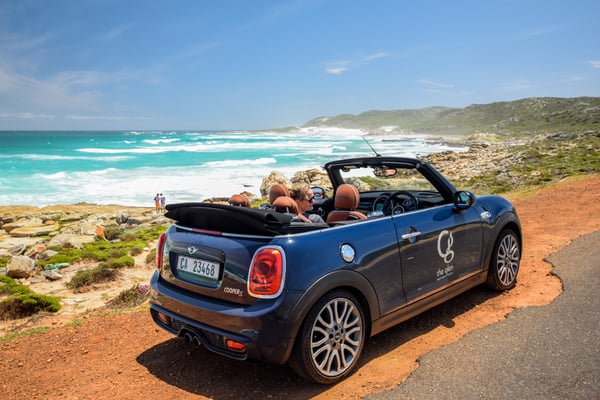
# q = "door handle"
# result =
<box><xmin>401</xmin><ymin>231</ymin><xmax>422</xmax><ymax>240</ymax></box>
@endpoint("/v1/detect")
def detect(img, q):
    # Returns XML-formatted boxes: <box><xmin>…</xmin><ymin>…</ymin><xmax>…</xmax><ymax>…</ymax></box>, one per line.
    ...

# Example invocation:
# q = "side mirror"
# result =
<box><xmin>453</xmin><ymin>191</ymin><xmax>476</xmax><ymax>210</ymax></box>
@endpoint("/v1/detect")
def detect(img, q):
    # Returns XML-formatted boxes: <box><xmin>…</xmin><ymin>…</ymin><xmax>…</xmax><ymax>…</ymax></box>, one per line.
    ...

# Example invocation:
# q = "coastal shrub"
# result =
<box><xmin>102</xmin><ymin>255</ymin><xmax>135</xmax><ymax>269</ymax></box>
<box><xmin>0</xmin><ymin>256</ymin><xmax>9</xmax><ymax>269</ymax></box>
<box><xmin>0</xmin><ymin>276</ymin><xmax>32</xmax><ymax>296</ymax></box>
<box><xmin>146</xmin><ymin>248</ymin><xmax>157</xmax><ymax>265</ymax></box>
<box><xmin>134</xmin><ymin>225</ymin><xmax>169</xmax><ymax>242</ymax></box>
<box><xmin>66</xmin><ymin>266</ymin><xmax>119</xmax><ymax>290</ymax></box>
<box><xmin>106</xmin><ymin>283</ymin><xmax>150</xmax><ymax>309</ymax></box>
<box><xmin>0</xmin><ymin>294</ymin><xmax>61</xmax><ymax>319</ymax></box>
<box><xmin>121</xmin><ymin>231</ymin><xmax>137</xmax><ymax>242</ymax></box>
<box><xmin>103</xmin><ymin>226</ymin><xmax>121</xmax><ymax>241</ymax></box>
<box><xmin>129</xmin><ymin>246</ymin><xmax>144</xmax><ymax>256</ymax></box>
<box><xmin>35</xmin><ymin>225</ymin><xmax>168</xmax><ymax>270</ymax></box>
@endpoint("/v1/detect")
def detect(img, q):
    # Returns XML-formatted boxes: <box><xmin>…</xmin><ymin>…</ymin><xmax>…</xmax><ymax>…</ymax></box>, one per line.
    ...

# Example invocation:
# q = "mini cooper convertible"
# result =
<box><xmin>149</xmin><ymin>156</ymin><xmax>521</xmax><ymax>384</ymax></box>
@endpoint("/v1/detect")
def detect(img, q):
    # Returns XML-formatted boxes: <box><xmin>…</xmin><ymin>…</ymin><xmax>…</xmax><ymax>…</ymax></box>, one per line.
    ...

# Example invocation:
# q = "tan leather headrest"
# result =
<box><xmin>228</xmin><ymin>193</ymin><xmax>251</xmax><ymax>207</ymax></box>
<box><xmin>334</xmin><ymin>184</ymin><xmax>360</xmax><ymax>210</ymax></box>
<box><xmin>272</xmin><ymin>196</ymin><xmax>299</xmax><ymax>214</ymax></box>
<box><xmin>269</xmin><ymin>183</ymin><xmax>290</xmax><ymax>204</ymax></box>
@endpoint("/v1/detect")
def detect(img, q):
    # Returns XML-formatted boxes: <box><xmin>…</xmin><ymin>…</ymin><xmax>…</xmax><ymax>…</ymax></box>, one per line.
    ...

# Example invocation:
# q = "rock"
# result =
<box><xmin>7</xmin><ymin>255</ymin><xmax>35</xmax><ymax>279</ymax></box>
<box><xmin>2</xmin><ymin>217</ymin><xmax>44</xmax><ymax>233</ymax></box>
<box><xmin>61</xmin><ymin>213</ymin><xmax>85</xmax><ymax>222</ymax></box>
<box><xmin>10</xmin><ymin>225</ymin><xmax>57</xmax><ymax>237</ymax></box>
<box><xmin>43</xmin><ymin>270</ymin><xmax>63</xmax><ymax>281</ymax></box>
<box><xmin>47</xmin><ymin>233</ymin><xmax>95</xmax><ymax>249</ymax></box>
<box><xmin>26</xmin><ymin>244</ymin><xmax>47</xmax><ymax>258</ymax></box>
<box><xmin>260</xmin><ymin>172</ymin><xmax>291</xmax><ymax>197</ymax></box>
<box><xmin>39</xmin><ymin>249</ymin><xmax>58</xmax><ymax>260</ymax></box>
<box><xmin>8</xmin><ymin>244</ymin><xmax>27</xmax><ymax>256</ymax></box>
<box><xmin>80</xmin><ymin>221</ymin><xmax>97</xmax><ymax>235</ymax></box>
<box><xmin>116</xmin><ymin>211</ymin><xmax>129</xmax><ymax>225</ymax></box>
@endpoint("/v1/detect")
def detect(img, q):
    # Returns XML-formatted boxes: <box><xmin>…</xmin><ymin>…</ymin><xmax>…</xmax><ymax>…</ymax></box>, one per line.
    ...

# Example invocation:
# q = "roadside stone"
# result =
<box><xmin>43</xmin><ymin>270</ymin><xmax>63</xmax><ymax>281</ymax></box>
<box><xmin>7</xmin><ymin>255</ymin><xmax>35</xmax><ymax>279</ymax></box>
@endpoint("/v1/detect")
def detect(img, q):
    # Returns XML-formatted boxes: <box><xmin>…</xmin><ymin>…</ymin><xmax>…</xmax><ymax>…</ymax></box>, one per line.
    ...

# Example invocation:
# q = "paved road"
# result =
<box><xmin>367</xmin><ymin>230</ymin><xmax>600</xmax><ymax>400</ymax></box>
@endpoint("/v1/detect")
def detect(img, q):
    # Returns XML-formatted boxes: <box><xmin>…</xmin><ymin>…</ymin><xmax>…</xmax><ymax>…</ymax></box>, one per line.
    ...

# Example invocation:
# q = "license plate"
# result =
<box><xmin>176</xmin><ymin>255</ymin><xmax>220</xmax><ymax>280</ymax></box>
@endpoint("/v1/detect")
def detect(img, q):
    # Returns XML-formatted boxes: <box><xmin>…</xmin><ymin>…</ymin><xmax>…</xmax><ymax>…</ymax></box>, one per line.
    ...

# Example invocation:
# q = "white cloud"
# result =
<box><xmin>0</xmin><ymin>112</ymin><xmax>54</xmax><ymax>119</ymax></box>
<box><xmin>324</xmin><ymin>52</ymin><xmax>389</xmax><ymax>75</ymax></box>
<box><xmin>363</xmin><ymin>52</ymin><xmax>389</xmax><ymax>61</ymax></box>
<box><xmin>326</xmin><ymin>67</ymin><xmax>348</xmax><ymax>75</ymax></box>
<box><xmin>100</xmin><ymin>23</ymin><xmax>135</xmax><ymax>40</ymax></box>
<box><xmin>564</xmin><ymin>75</ymin><xmax>584</xmax><ymax>82</ymax></box>
<box><xmin>588</xmin><ymin>60</ymin><xmax>600</xmax><ymax>69</ymax></box>
<box><xmin>501</xmin><ymin>80</ymin><xmax>536</xmax><ymax>91</ymax></box>
<box><xmin>66</xmin><ymin>114</ymin><xmax>151</xmax><ymax>121</ymax></box>
<box><xmin>418</xmin><ymin>78</ymin><xmax>454</xmax><ymax>89</ymax></box>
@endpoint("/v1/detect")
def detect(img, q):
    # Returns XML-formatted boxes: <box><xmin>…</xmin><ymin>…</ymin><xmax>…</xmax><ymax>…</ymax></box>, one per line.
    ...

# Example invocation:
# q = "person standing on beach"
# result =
<box><xmin>159</xmin><ymin>193</ymin><xmax>166</xmax><ymax>213</ymax></box>
<box><xmin>154</xmin><ymin>193</ymin><xmax>160</xmax><ymax>213</ymax></box>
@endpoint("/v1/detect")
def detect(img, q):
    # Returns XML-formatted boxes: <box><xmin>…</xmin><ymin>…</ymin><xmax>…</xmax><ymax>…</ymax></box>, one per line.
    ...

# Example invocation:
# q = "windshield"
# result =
<box><xmin>339</xmin><ymin>166</ymin><xmax>439</xmax><ymax>193</ymax></box>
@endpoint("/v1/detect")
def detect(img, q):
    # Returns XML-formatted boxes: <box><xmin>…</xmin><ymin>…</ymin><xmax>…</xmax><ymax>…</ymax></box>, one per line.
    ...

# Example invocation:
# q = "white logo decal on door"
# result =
<box><xmin>437</xmin><ymin>230</ymin><xmax>455</xmax><ymax>263</ymax></box>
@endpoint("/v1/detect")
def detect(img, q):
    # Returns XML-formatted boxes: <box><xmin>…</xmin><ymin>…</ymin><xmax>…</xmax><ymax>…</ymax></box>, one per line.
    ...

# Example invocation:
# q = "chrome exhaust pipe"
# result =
<box><xmin>192</xmin><ymin>336</ymin><xmax>201</xmax><ymax>346</ymax></box>
<box><xmin>183</xmin><ymin>332</ymin><xmax>193</xmax><ymax>343</ymax></box>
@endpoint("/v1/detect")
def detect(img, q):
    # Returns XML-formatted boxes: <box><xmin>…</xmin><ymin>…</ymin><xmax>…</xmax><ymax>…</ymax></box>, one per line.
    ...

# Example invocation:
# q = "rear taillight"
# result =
<box><xmin>248</xmin><ymin>246</ymin><xmax>285</xmax><ymax>298</ymax></box>
<box><xmin>155</xmin><ymin>233</ymin><xmax>166</xmax><ymax>269</ymax></box>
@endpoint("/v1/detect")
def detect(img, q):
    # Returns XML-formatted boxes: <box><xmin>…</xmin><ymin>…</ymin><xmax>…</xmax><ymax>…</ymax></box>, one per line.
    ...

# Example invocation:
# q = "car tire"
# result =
<box><xmin>289</xmin><ymin>290</ymin><xmax>366</xmax><ymax>384</ymax></box>
<box><xmin>486</xmin><ymin>228</ymin><xmax>520</xmax><ymax>291</ymax></box>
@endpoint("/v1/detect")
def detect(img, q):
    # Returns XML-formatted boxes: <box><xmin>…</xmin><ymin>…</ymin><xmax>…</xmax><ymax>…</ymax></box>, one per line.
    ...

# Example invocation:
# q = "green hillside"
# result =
<box><xmin>302</xmin><ymin>97</ymin><xmax>600</xmax><ymax>135</ymax></box>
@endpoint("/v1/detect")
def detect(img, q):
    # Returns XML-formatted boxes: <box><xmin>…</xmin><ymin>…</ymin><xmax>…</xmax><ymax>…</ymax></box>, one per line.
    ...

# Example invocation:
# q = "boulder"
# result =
<box><xmin>47</xmin><ymin>233</ymin><xmax>95</xmax><ymax>249</ymax></box>
<box><xmin>8</xmin><ymin>244</ymin><xmax>27</xmax><ymax>256</ymax></box>
<box><xmin>116</xmin><ymin>211</ymin><xmax>129</xmax><ymax>225</ymax></box>
<box><xmin>9</xmin><ymin>224</ymin><xmax>57</xmax><ymax>238</ymax></box>
<box><xmin>7</xmin><ymin>255</ymin><xmax>35</xmax><ymax>279</ymax></box>
<box><xmin>260</xmin><ymin>172</ymin><xmax>291</xmax><ymax>198</ymax></box>
<box><xmin>2</xmin><ymin>217</ymin><xmax>44</xmax><ymax>233</ymax></box>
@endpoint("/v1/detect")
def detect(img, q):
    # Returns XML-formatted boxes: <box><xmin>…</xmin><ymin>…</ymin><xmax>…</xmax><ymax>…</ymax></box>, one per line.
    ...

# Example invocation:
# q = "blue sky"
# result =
<box><xmin>0</xmin><ymin>0</ymin><xmax>598</xmax><ymax>131</ymax></box>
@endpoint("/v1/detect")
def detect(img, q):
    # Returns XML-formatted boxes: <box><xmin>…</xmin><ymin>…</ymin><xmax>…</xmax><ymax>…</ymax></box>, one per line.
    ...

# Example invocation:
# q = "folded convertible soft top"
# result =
<box><xmin>165</xmin><ymin>202</ymin><xmax>327</xmax><ymax>236</ymax></box>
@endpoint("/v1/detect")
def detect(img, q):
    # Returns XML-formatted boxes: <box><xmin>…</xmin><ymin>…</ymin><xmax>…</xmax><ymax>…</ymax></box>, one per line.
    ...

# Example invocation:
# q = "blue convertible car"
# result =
<box><xmin>149</xmin><ymin>156</ymin><xmax>521</xmax><ymax>384</ymax></box>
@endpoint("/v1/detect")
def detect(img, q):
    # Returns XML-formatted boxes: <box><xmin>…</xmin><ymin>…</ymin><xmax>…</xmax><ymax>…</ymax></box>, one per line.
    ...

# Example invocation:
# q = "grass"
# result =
<box><xmin>0</xmin><ymin>326</ymin><xmax>50</xmax><ymax>343</ymax></box>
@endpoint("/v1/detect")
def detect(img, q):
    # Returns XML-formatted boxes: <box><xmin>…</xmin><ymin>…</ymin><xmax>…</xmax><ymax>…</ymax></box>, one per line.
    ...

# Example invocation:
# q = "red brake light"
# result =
<box><xmin>155</xmin><ymin>233</ymin><xmax>166</xmax><ymax>269</ymax></box>
<box><xmin>248</xmin><ymin>247</ymin><xmax>285</xmax><ymax>298</ymax></box>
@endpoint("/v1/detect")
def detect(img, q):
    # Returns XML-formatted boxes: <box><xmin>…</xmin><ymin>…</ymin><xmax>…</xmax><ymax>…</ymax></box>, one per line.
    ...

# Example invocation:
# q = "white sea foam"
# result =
<box><xmin>0</xmin><ymin>130</ymin><xmax>468</xmax><ymax>206</ymax></box>
<box><xmin>203</xmin><ymin>157</ymin><xmax>277</xmax><ymax>168</ymax></box>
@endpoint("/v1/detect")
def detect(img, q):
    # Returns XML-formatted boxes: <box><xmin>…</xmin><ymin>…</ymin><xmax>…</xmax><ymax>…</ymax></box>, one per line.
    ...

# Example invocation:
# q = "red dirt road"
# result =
<box><xmin>2</xmin><ymin>175</ymin><xmax>599</xmax><ymax>400</ymax></box>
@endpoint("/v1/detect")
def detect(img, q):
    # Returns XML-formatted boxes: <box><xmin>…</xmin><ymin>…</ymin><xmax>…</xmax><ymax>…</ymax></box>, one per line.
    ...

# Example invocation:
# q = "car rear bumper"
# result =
<box><xmin>149</xmin><ymin>270</ymin><xmax>301</xmax><ymax>364</ymax></box>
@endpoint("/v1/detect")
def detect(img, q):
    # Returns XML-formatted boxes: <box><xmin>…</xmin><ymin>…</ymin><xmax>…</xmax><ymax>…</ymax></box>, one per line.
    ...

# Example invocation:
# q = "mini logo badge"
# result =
<box><xmin>187</xmin><ymin>246</ymin><xmax>198</xmax><ymax>255</ymax></box>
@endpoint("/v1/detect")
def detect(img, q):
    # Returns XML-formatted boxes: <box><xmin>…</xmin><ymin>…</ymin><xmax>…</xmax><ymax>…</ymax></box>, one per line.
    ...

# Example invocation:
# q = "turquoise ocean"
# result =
<box><xmin>0</xmin><ymin>129</ymin><xmax>466</xmax><ymax>207</ymax></box>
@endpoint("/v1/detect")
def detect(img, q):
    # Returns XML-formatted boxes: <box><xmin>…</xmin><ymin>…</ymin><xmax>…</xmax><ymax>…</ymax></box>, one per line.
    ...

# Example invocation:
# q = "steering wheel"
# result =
<box><xmin>382</xmin><ymin>190</ymin><xmax>419</xmax><ymax>216</ymax></box>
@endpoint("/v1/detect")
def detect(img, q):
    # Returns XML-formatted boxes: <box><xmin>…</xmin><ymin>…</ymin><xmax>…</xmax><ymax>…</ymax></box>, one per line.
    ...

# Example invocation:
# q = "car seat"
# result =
<box><xmin>326</xmin><ymin>184</ymin><xmax>367</xmax><ymax>222</ymax></box>
<box><xmin>228</xmin><ymin>193</ymin><xmax>251</xmax><ymax>207</ymax></box>
<box><xmin>272</xmin><ymin>196</ymin><xmax>311</xmax><ymax>222</ymax></box>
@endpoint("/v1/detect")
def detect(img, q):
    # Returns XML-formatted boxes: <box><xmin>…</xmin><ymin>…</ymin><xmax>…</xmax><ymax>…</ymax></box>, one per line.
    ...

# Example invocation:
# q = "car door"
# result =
<box><xmin>393</xmin><ymin>204</ymin><xmax>483</xmax><ymax>303</ymax></box>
